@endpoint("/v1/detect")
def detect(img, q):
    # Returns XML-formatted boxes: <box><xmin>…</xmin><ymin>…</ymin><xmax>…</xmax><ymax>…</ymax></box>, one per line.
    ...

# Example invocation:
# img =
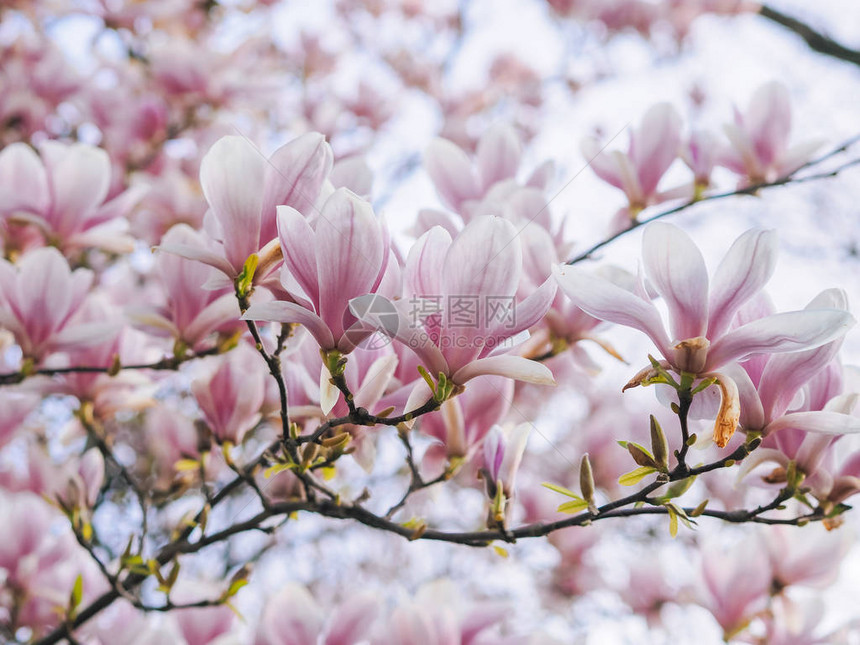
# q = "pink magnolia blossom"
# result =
<box><xmin>582</xmin><ymin>103</ymin><xmax>682</xmax><ymax>214</ymax></box>
<box><xmin>764</xmin><ymin>524</ymin><xmax>851</xmax><ymax>590</ymax></box>
<box><xmin>40</xmin><ymin>294</ymin><xmax>157</xmax><ymax>417</ymax></box>
<box><xmin>371</xmin><ymin>216</ymin><xmax>556</xmax><ymax>398</ymax></box>
<box><xmin>373</xmin><ymin>580</ymin><xmax>510</xmax><ymax>645</ymax></box>
<box><xmin>255</xmin><ymin>583</ymin><xmax>378</xmax><ymax>645</ymax></box>
<box><xmin>0</xmin><ymin>491</ymin><xmax>106</xmax><ymax>637</ymax></box>
<box><xmin>137</xmin><ymin>224</ymin><xmax>239</xmax><ymax>350</ymax></box>
<box><xmin>425</xmin><ymin>124</ymin><xmax>549</xmax><ymax>217</ymax></box>
<box><xmin>160</xmin><ymin>133</ymin><xmax>333</xmax><ymax>282</ymax></box>
<box><xmin>720</xmin><ymin>80</ymin><xmax>822</xmax><ymax>184</ymax></box>
<box><xmin>697</xmin><ymin>535</ymin><xmax>772</xmax><ymax>639</ymax></box>
<box><xmin>554</xmin><ymin>223</ymin><xmax>854</xmax><ymax>446</ymax></box>
<box><xmin>757</xmin><ymin>597</ymin><xmax>841</xmax><ymax>645</ymax></box>
<box><xmin>171</xmin><ymin>581</ymin><xmax>237</xmax><ymax>645</ymax></box>
<box><xmin>681</xmin><ymin>129</ymin><xmax>719</xmax><ymax>191</ymax></box>
<box><xmin>0</xmin><ymin>141</ymin><xmax>142</xmax><ymax>253</ymax></box>
<box><xmin>0</xmin><ymin>389</ymin><xmax>39</xmax><ymax>448</ymax></box>
<box><xmin>728</xmin><ymin>289</ymin><xmax>860</xmax><ymax>438</ymax></box>
<box><xmin>191</xmin><ymin>343</ymin><xmax>267</xmax><ymax>445</ymax></box>
<box><xmin>242</xmin><ymin>188</ymin><xmax>390</xmax><ymax>354</ymax></box>
<box><xmin>0</xmin><ymin>247</ymin><xmax>113</xmax><ymax>361</ymax></box>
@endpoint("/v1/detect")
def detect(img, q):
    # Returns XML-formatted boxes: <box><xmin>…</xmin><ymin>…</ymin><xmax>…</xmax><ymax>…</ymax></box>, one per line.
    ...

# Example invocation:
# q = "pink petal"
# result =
<box><xmin>526</xmin><ymin>160</ymin><xmax>555</xmax><ymax>190</ymax></box>
<box><xmin>277</xmin><ymin>205</ymin><xmax>320</xmax><ymax>306</ymax></box>
<box><xmin>243</xmin><ymin>301</ymin><xmax>335</xmax><ymax>350</ymax></box>
<box><xmin>441</xmin><ymin>216</ymin><xmax>521</xmax><ymax>369</ymax></box>
<box><xmin>314</xmin><ymin>189</ymin><xmax>385</xmax><ymax>340</ymax></box>
<box><xmin>442</xmin><ymin>216</ymin><xmax>520</xmax><ymax>305</ymax></box>
<box><xmin>156</xmin><ymin>241</ymin><xmax>236</xmax><ymax>278</ymax></box>
<box><xmin>553</xmin><ymin>264</ymin><xmax>671</xmax><ymax>359</ymax></box>
<box><xmin>425</xmin><ymin>138</ymin><xmax>480</xmax><ymax>211</ymax></box>
<box><xmin>182</xmin><ymin>294</ymin><xmax>239</xmax><ymax>345</ymax></box>
<box><xmin>480</xmin><ymin>274</ymin><xmax>556</xmax><ymax>358</ymax></box>
<box><xmin>476</xmin><ymin>123</ymin><xmax>521</xmax><ymax>190</ymax></box>
<box><xmin>324</xmin><ymin>594</ymin><xmax>378</xmax><ymax>645</ymax></box>
<box><xmin>757</xmin><ymin>340</ymin><xmax>843</xmax><ymax>422</ymax></box>
<box><xmin>353</xmin><ymin>354</ymin><xmax>398</xmax><ymax>410</ymax></box>
<box><xmin>261</xmin><ymin>133</ymin><xmax>333</xmax><ymax>242</ymax></box>
<box><xmin>767</xmin><ymin>411</ymin><xmax>860</xmax><ymax>436</ymax></box>
<box><xmin>0</xmin><ymin>143</ymin><xmax>49</xmax><ymax>214</ymax></box>
<box><xmin>330</xmin><ymin>156</ymin><xmax>373</xmax><ymax>197</ymax></box>
<box><xmin>199</xmin><ymin>136</ymin><xmax>265</xmax><ymax>271</ymax></box>
<box><xmin>630</xmin><ymin>103</ymin><xmax>682</xmax><ymax>197</ymax></box>
<box><xmin>746</xmin><ymin>81</ymin><xmax>791</xmax><ymax>167</ymax></box>
<box><xmin>258</xmin><ymin>585</ymin><xmax>324</xmax><ymax>645</ymax></box>
<box><xmin>582</xmin><ymin>138</ymin><xmax>632</xmax><ymax>193</ymax></box>
<box><xmin>705</xmin><ymin>309</ymin><xmax>855</xmax><ymax>372</ymax></box>
<box><xmin>642</xmin><ymin>222</ymin><xmax>708</xmax><ymax>341</ymax></box>
<box><xmin>39</xmin><ymin>141</ymin><xmax>111</xmax><ymax>233</ymax></box>
<box><xmin>404</xmin><ymin>226</ymin><xmax>452</xmax><ymax>297</ymax></box>
<box><xmin>707</xmin><ymin>229</ymin><xmax>777</xmax><ymax>339</ymax></box>
<box><xmin>411</xmin><ymin>209</ymin><xmax>461</xmax><ymax>238</ymax></box>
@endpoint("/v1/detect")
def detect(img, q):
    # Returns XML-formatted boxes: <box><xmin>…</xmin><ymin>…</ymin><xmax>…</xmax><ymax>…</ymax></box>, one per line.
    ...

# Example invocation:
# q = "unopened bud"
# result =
<box><xmin>579</xmin><ymin>454</ymin><xmax>596</xmax><ymax>511</ymax></box>
<box><xmin>650</xmin><ymin>415</ymin><xmax>668</xmax><ymax>470</ymax></box>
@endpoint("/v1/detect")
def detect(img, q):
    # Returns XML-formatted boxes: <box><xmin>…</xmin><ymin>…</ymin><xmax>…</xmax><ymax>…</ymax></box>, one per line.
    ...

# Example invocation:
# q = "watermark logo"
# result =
<box><xmin>347</xmin><ymin>293</ymin><xmax>400</xmax><ymax>350</ymax></box>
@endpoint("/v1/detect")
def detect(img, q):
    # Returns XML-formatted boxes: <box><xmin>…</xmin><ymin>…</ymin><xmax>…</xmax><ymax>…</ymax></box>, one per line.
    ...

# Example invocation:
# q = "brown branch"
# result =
<box><xmin>760</xmin><ymin>5</ymin><xmax>860</xmax><ymax>68</ymax></box>
<box><xmin>567</xmin><ymin>140</ymin><xmax>860</xmax><ymax>265</ymax></box>
<box><xmin>0</xmin><ymin>346</ymin><xmax>222</xmax><ymax>386</ymax></box>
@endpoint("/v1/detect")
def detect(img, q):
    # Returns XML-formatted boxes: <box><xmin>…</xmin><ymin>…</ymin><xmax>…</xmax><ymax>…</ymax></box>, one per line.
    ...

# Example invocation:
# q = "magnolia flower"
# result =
<box><xmin>159</xmin><ymin>133</ymin><xmax>333</xmax><ymax>283</ymax></box>
<box><xmin>374</xmin><ymin>580</ymin><xmax>509</xmax><ymax>645</ymax></box>
<box><xmin>681</xmin><ymin>129</ymin><xmax>719</xmax><ymax>191</ymax></box>
<box><xmin>554</xmin><ymin>223</ymin><xmax>855</xmax><ymax>446</ymax></box>
<box><xmin>370</xmin><ymin>217</ymin><xmax>556</xmax><ymax>402</ymax></box>
<box><xmin>242</xmin><ymin>188</ymin><xmax>390</xmax><ymax>354</ymax></box>
<box><xmin>0</xmin><ymin>141</ymin><xmax>142</xmax><ymax>253</ymax></box>
<box><xmin>764</xmin><ymin>524</ymin><xmax>851</xmax><ymax>590</ymax></box>
<box><xmin>191</xmin><ymin>344</ymin><xmax>267</xmax><ymax>445</ymax></box>
<box><xmin>582</xmin><ymin>103</ymin><xmax>682</xmax><ymax>214</ymax></box>
<box><xmin>136</xmin><ymin>224</ymin><xmax>239</xmax><ymax>350</ymax></box>
<box><xmin>0</xmin><ymin>389</ymin><xmax>39</xmax><ymax>449</ymax></box>
<box><xmin>254</xmin><ymin>583</ymin><xmax>378</xmax><ymax>645</ymax></box>
<box><xmin>425</xmin><ymin>124</ymin><xmax>522</xmax><ymax>214</ymax></box>
<box><xmin>0</xmin><ymin>247</ymin><xmax>113</xmax><ymax>361</ymax></box>
<box><xmin>730</xmin><ymin>290</ymin><xmax>860</xmax><ymax>438</ymax></box>
<box><xmin>720</xmin><ymin>80</ymin><xmax>822</xmax><ymax>184</ymax></box>
<box><xmin>697</xmin><ymin>536</ymin><xmax>772</xmax><ymax>639</ymax></box>
<box><xmin>171</xmin><ymin>581</ymin><xmax>237</xmax><ymax>645</ymax></box>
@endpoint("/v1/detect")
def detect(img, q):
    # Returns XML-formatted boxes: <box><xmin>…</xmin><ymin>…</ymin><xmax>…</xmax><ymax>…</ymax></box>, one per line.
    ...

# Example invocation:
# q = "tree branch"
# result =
<box><xmin>760</xmin><ymin>5</ymin><xmax>860</xmax><ymax>68</ymax></box>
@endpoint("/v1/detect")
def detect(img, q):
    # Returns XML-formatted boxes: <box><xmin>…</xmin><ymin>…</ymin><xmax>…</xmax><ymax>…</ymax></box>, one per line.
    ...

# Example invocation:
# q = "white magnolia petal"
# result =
<box><xmin>242</xmin><ymin>302</ymin><xmax>335</xmax><ymax>350</ymax></box>
<box><xmin>708</xmin><ymin>229</ymin><xmax>778</xmax><ymax>338</ymax></box>
<box><xmin>553</xmin><ymin>264</ymin><xmax>671</xmax><ymax>359</ymax></box>
<box><xmin>706</xmin><ymin>309</ymin><xmax>855</xmax><ymax>371</ymax></box>
<box><xmin>452</xmin><ymin>355</ymin><xmax>555</xmax><ymax>386</ymax></box>
<box><xmin>319</xmin><ymin>364</ymin><xmax>339</xmax><ymax>416</ymax></box>
<box><xmin>156</xmin><ymin>242</ymin><xmax>236</xmax><ymax>278</ymax></box>
<box><xmin>767</xmin><ymin>411</ymin><xmax>860</xmax><ymax>436</ymax></box>
<box><xmin>642</xmin><ymin>222</ymin><xmax>709</xmax><ymax>341</ymax></box>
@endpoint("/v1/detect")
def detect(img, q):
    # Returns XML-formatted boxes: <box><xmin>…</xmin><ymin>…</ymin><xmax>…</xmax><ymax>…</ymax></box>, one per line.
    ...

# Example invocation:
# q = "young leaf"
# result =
<box><xmin>541</xmin><ymin>482</ymin><xmax>581</xmax><ymax>498</ymax></box>
<box><xmin>618</xmin><ymin>466</ymin><xmax>658</xmax><ymax>486</ymax></box>
<box><xmin>667</xmin><ymin>505</ymin><xmax>679</xmax><ymax>538</ymax></box>
<box><xmin>557</xmin><ymin>499</ymin><xmax>589</xmax><ymax>514</ymax></box>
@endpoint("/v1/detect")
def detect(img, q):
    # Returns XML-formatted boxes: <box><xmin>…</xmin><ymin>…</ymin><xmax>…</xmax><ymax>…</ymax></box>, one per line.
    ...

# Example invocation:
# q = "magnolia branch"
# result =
<box><xmin>567</xmin><ymin>136</ymin><xmax>860</xmax><ymax>265</ymax></box>
<box><xmin>32</xmin><ymin>382</ymin><xmax>826</xmax><ymax>645</ymax></box>
<box><xmin>0</xmin><ymin>345</ymin><xmax>222</xmax><ymax>385</ymax></box>
<box><xmin>760</xmin><ymin>5</ymin><xmax>860</xmax><ymax>68</ymax></box>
